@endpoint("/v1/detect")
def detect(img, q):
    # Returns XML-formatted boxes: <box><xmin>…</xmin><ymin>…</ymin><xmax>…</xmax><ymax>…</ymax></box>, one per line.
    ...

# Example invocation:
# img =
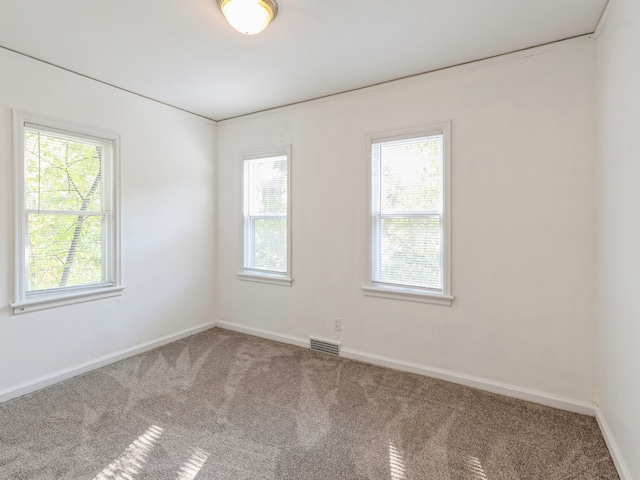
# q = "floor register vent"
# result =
<box><xmin>310</xmin><ymin>338</ymin><xmax>341</xmax><ymax>356</ymax></box>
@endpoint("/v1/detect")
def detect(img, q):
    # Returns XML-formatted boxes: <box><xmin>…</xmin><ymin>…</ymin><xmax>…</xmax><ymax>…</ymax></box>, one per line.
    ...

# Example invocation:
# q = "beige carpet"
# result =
<box><xmin>0</xmin><ymin>328</ymin><xmax>619</xmax><ymax>479</ymax></box>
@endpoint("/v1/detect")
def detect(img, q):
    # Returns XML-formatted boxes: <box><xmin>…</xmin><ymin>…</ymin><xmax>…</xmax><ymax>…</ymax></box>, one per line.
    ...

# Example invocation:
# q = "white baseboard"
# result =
<box><xmin>595</xmin><ymin>407</ymin><xmax>632</xmax><ymax>480</ymax></box>
<box><xmin>341</xmin><ymin>347</ymin><xmax>595</xmax><ymax>415</ymax></box>
<box><xmin>1</xmin><ymin>318</ymin><xmax>597</xmax><ymax>419</ymax></box>
<box><xmin>215</xmin><ymin>320</ymin><xmax>309</xmax><ymax>349</ymax></box>
<box><xmin>0</xmin><ymin>320</ymin><xmax>217</xmax><ymax>403</ymax></box>
<box><xmin>214</xmin><ymin>320</ymin><xmax>595</xmax><ymax>416</ymax></box>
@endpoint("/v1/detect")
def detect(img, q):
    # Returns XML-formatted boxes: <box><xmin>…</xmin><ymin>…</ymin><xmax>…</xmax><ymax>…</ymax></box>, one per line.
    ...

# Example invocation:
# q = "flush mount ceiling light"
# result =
<box><xmin>217</xmin><ymin>0</ymin><xmax>278</xmax><ymax>35</ymax></box>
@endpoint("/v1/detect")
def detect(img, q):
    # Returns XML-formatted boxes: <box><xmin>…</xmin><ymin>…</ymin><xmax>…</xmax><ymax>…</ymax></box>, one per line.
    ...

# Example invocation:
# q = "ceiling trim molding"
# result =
<box><xmin>218</xmin><ymin>33</ymin><xmax>594</xmax><ymax>124</ymax></box>
<box><xmin>0</xmin><ymin>45</ymin><xmax>218</xmax><ymax>124</ymax></box>
<box><xmin>1</xmin><ymin>31</ymin><xmax>596</xmax><ymax>124</ymax></box>
<box><xmin>593</xmin><ymin>0</ymin><xmax>617</xmax><ymax>38</ymax></box>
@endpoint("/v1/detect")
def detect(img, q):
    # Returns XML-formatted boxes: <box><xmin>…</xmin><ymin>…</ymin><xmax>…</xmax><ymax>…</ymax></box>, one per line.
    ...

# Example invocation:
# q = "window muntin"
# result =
<box><xmin>367</xmin><ymin>124</ymin><xmax>452</xmax><ymax>304</ymax></box>
<box><xmin>241</xmin><ymin>148</ymin><xmax>291</xmax><ymax>283</ymax></box>
<box><xmin>13</xmin><ymin>112</ymin><xmax>122</xmax><ymax>313</ymax></box>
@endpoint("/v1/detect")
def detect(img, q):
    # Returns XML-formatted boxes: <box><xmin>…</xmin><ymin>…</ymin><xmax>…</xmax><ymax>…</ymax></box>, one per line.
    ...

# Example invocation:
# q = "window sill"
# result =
<box><xmin>11</xmin><ymin>285</ymin><xmax>126</xmax><ymax>315</ymax></box>
<box><xmin>237</xmin><ymin>271</ymin><xmax>293</xmax><ymax>287</ymax></box>
<box><xmin>362</xmin><ymin>285</ymin><xmax>453</xmax><ymax>306</ymax></box>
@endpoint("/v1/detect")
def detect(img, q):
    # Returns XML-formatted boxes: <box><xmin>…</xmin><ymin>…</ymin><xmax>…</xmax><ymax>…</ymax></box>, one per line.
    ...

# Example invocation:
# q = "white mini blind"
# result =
<box><xmin>23</xmin><ymin>123</ymin><xmax>114</xmax><ymax>293</ymax></box>
<box><xmin>243</xmin><ymin>153</ymin><xmax>288</xmax><ymax>273</ymax></box>
<box><xmin>371</xmin><ymin>132</ymin><xmax>444</xmax><ymax>291</ymax></box>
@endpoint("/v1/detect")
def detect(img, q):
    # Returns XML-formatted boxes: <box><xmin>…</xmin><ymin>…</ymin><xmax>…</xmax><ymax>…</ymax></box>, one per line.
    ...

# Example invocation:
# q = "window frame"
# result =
<box><xmin>11</xmin><ymin>111</ymin><xmax>124</xmax><ymax>314</ymax></box>
<box><xmin>237</xmin><ymin>145</ymin><xmax>292</xmax><ymax>286</ymax></box>
<box><xmin>363</xmin><ymin>121</ymin><xmax>453</xmax><ymax>306</ymax></box>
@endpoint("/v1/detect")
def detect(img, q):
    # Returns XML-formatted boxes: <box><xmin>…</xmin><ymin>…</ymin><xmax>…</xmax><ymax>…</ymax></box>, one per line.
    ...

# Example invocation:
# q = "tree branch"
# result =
<box><xmin>59</xmin><ymin>149</ymin><xmax>102</xmax><ymax>287</ymax></box>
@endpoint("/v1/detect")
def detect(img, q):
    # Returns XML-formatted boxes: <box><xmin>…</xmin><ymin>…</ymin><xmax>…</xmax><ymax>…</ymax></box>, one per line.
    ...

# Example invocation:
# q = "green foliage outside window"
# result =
<box><xmin>24</xmin><ymin>130</ymin><xmax>109</xmax><ymax>292</ymax></box>
<box><xmin>374</xmin><ymin>135</ymin><xmax>444</xmax><ymax>290</ymax></box>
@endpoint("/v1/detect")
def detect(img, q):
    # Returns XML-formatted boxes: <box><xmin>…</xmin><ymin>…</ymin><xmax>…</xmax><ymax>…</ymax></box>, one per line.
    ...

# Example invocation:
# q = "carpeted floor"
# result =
<box><xmin>0</xmin><ymin>328</ymin><xmax>619</xmax><ymax>479</ymax></box>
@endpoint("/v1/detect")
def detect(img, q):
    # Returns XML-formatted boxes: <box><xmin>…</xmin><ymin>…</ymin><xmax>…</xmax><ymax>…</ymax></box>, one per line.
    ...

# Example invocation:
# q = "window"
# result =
<box><xmin>238</xmin><ymin>146</ymin><xmax>292</xmax><ymax>286</ymax></box>
<box><xmin>12</xmin><ymin>112</ymin><xmax>123</xmax><ymax>314</ymax></box>
<box><xmin>363</xmin><ymin>122</ymin><xmax>452</xmax><ymax>305</ymax></box>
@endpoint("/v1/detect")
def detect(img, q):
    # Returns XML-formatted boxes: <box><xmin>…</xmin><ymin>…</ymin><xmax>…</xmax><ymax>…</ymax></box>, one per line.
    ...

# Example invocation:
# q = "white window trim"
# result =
<box><xmin>363</xmin><ymin>121</ymin><xmax>453</xmax><ymax>306</ymax></box>
<box><xmin>11</xmin><ymin>111</ymin><xmax>124</xmax><ymax>315</ymax></box>
<box><xmin>237</xmin><ymin>145</ymin><xmax>292</xmax><ymax>286</ymax></box>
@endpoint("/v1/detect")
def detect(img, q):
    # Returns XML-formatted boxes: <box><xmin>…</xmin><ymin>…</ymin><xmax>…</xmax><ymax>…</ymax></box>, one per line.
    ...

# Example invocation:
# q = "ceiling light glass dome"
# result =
<box><xmin>217</xmin><ymin>0</ymin><xmax>278</xmax><ymax>35</ymax></box>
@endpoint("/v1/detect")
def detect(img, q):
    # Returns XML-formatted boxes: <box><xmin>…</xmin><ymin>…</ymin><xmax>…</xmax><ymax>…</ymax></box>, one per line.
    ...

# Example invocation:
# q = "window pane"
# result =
<box><xmin>247</xmin><ymin>155</ymin><xmax>287</xmax><ymax>215</ymax></box>
<box><xmin>250</xmin><ymin>217</ymin><xmax>287</xmax><ymax>272</ymax></box>
<box><xmin>24</xmin><ymin>130</ymin><xmax>105</xmax><ymax>212</ymax></box>
<box><xmin>28</xmin><ymin>214</ymin><xmax>106</xmax><ymax>292</ymax></box>
<box><xmin>376</xmin><ymin>216</ymin><xmax>442</xmax><ymax>289</ymax></box>
<box><xmin>379</xmin><ymin>135</ymin><xmax>442</xmax><ymax>213</ymax></box>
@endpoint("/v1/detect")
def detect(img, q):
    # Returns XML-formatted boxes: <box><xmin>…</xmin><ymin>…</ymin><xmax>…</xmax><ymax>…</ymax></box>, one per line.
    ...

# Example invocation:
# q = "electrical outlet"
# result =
<box><xmin>334</xmin><ymin>316</ymin><xmax>341</xmax><ymax>332</ymax></box>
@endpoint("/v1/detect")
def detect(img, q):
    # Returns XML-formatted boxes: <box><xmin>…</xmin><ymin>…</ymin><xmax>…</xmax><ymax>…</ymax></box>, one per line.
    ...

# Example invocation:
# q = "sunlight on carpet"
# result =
<box><xmin>388</xmin><ymin>441</ymin><xmax>406</xmax><ymax>480</ymax></box>
<box><xmin>464</xmin><ymin>454</ymin><xmax>489</xmax><ymax>480</ymax></box>
<box><xmin>93</xmin><ymin>425</ymin><xmax>163</xmax><ymax>480</ymax></box>
<box><xmin>176</xmin><ymin>447</ymin><xmax>210</xmax><ymax>480</ymax></box>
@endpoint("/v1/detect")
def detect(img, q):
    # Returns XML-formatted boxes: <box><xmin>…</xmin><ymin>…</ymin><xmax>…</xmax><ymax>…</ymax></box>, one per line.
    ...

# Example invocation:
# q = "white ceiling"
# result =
<box><xmin>0</xmin><ymin>0</ymin><xmax>608</xmax><ymax>121</ymax></box>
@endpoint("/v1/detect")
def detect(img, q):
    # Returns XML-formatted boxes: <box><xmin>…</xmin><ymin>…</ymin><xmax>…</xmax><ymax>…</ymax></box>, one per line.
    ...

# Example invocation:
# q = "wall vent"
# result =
<box><xmin>310</xmin><ymin>338</ymin><xmax>341</xmax><ymax>356</ymax></box>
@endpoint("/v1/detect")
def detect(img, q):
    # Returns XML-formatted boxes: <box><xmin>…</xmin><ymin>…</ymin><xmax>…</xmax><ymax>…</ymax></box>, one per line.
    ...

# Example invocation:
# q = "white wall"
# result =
<box><xmin>216</xmin><ymin>40</ymin><xmax>597</xmax><ymax>406</ymax></box>
<box><xmin>596</xmin><ymin>0</ymin><xmax>640</xmax><ymax>477</ymax></box>
<box><xmin>0</xmin><ymin>48</ymin><xmax>217</xmax><ymax>397</ymax></box>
